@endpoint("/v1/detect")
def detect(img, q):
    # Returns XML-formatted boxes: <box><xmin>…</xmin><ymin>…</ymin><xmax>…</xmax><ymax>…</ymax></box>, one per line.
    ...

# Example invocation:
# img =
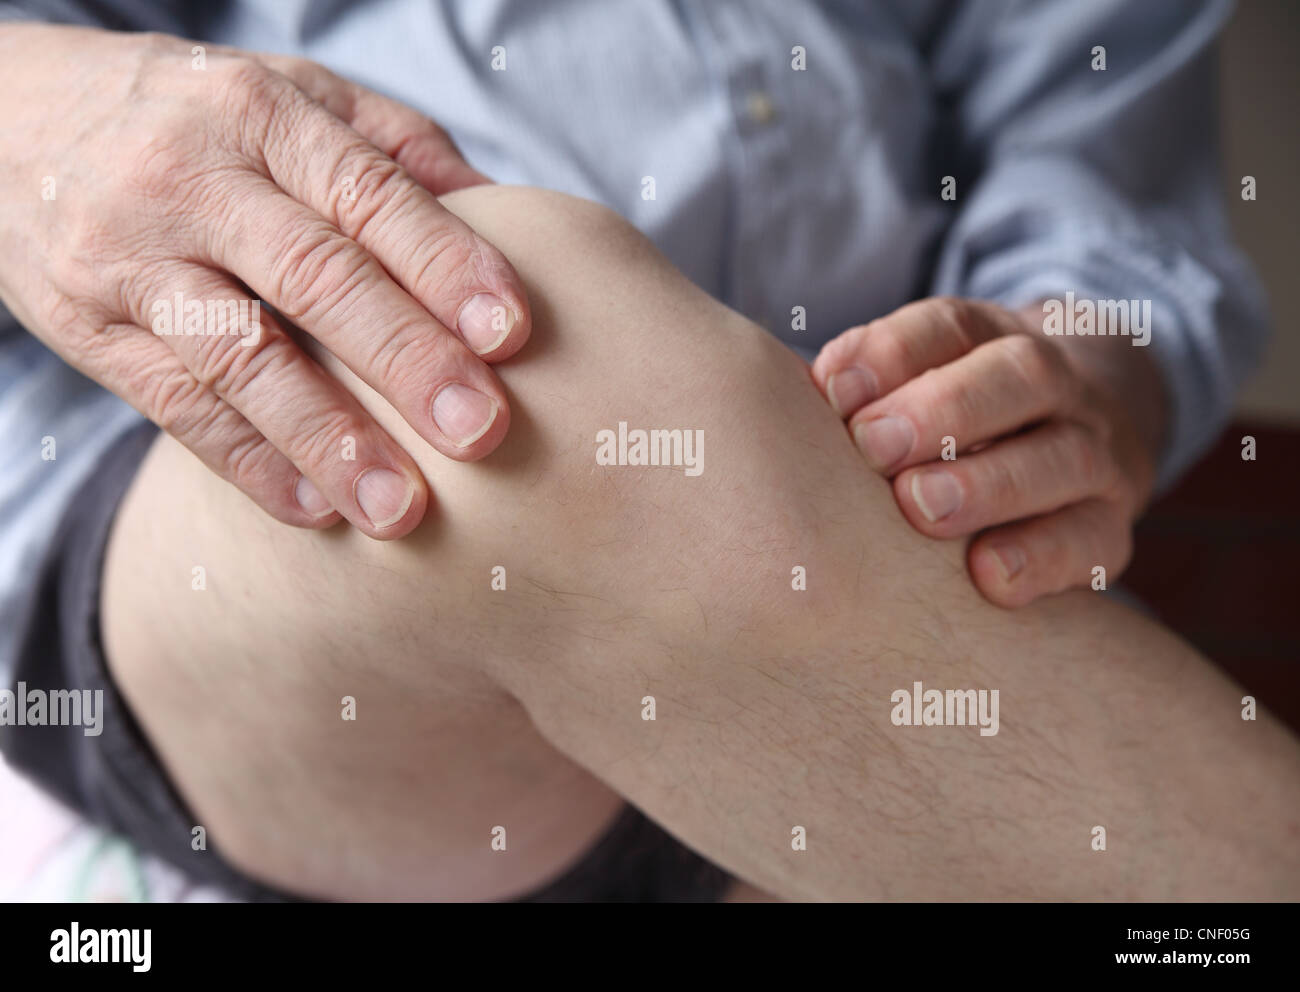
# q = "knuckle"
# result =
<box><xmin>145</xmin><ymin>368</ymin><xmax>212</xmax><ymax>437</ymax></box>
<box><xmin>270</xmin><ymin>228</ymin><xmax>367</xmax><ymax>323</ymax></box>
<box><xmin>930</xmin><ymin>296</ymin><xmax>980</xmax><ymax>352</ymax></box>
<box><xmin>409</xmin><ymin>225</ymin><xmax>479</xmax><ymax>305</ymax></box>
<box><xmin>117</xmin><ymin>263</ymin><xmax>160</xmax><ymax>322</ymax></box>
<box><xmin>924</xmin><ymin>369</ymin><xmax>976</xmax><ymax>431</ymax></box>
<box><xmin>368</xmin><ymin>323</ymin><xmax>449</xmax><ymax>394</ymax></box>
<box><xmin>218</xmin><ymin>428</ymin><xmax>280</xmax><ymax>492</ymax></box>
<box><xmin>154</xmin><ymin>383</ymin><xmax>279</xmax><ymax>496</ymax></box>
<box><xmin>40</xmin><ymin>294</ymin><xmax>96</xmax><ymax>350</ymax></box>
<box><xmin>983</xmin><ymin>455</ymin><xmax>1025</xmax><ymax>506</ymax></box>
<box><xmin>286</xmin><ymin>407</ymin><xmax>362</xmax><ymax>473</ymax></box>
<box><xmin>1000</xmin><ymin>334</ymin><xmax>1056</xmax><ymax>394</ymax></box>
<box><xmin>265</xmin><ymin>54</ymin><xmax>330</xmax><ymax>88</ymax></box>
<box><xmin>219</xmin><ymin>57</ymin><xmax>295</xmax><ymax>154</ymax></box>
<box><xmin>335</xmin><ymin>154</ymin><xmax>410</xmax><ymax>234</ymax></box>
<box><xmin>815</xmin><ymin>328</ymin><xmax>860</xmax><ymax>373</ymax></box>
<box><xmin>190</xmin><ymin>324</ymin><xmax>291</xmax><ymax>399</ymax></box>
<box><xmin>869</xmin><ymin>324</ymin><xmax>912</xmax><ymax>374</ymax></box>
<box><xmin>837</xmin><ymin>323</ymin><xmax>872</xmax><ymax>352</ymax></box>
<box><xmin>220</xmin><ymin>56</ymin><xmax>283</xmax><ymax>118</ymax></box>
<box><xmin>38</xmin><ymin>284</ymin><xmax>114</xmax><ymax>363</ymax></box>
<box><xmin>120</xmin><ymin>259</ymin><xmax>192</xmax><ymax>328</ymax></box>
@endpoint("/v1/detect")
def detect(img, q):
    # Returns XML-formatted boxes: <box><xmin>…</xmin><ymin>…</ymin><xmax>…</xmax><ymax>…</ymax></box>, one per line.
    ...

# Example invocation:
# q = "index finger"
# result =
<box><xmin>812</xmin><ymin>298</ymin><xmax>1016</xmax><ymax>418</ymax></box>
<box><xmin>236</xmin><ymin>66</ymin><xmax>530</xmax><ymax>361</ymax></box>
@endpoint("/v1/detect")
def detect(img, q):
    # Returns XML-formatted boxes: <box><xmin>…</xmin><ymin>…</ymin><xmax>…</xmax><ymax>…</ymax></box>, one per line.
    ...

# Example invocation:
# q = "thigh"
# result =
<box><xmin>106</xmin><ymin>424</ymin><xmax>626</xmax><ymax>901</ymax></box>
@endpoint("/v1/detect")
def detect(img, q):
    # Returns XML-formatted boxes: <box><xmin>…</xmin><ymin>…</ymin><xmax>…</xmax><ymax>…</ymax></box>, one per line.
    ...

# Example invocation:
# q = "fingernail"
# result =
<box><xmin>431</xmin><ymin>383</ymin><xmax>499</xmax><ymax>447</ymax></box>
<box><xmin>827</xmin><ymin>366</ymin><xmax>879</xmax><ymax>417</ymax></box>
<box><xmin>990</xmin><ymin>544</ymin><xmax>1026</xmax><ymax>581</ymax></box>
<box><xmin>853</xmin><ymin>415</ymin><xmax>914</xmax><ymax>472</ymax></box>
<box><xmin>457</xmin><ymin>293</ymin><xmax>516</xmax><ymax>354</ymax></box>
<box><xmin>354</xmin><ymin>468</ymin><xmax>416</xmax><ymax>530</ymax></box>
<box><xmin>911</xmin><ymin>471</ymin><xmax>962</xmax><ymax>522</ymax></box>
<box><xmin>294</xmin><ymin>475</ymin><xmax>334</xmax><ymax>518</ymax></box>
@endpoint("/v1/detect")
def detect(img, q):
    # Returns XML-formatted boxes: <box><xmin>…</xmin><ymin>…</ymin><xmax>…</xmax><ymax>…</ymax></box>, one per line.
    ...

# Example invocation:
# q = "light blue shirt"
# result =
<box><xmin>0</xmin><ymin>0</ymin><xmax>1269</xmax><ymax>679</ymax></box>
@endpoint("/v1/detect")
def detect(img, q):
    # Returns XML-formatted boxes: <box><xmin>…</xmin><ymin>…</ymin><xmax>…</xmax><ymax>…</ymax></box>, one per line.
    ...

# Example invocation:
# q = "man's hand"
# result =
<box><xmin>0</xmin><ymin>24</ymin><xmax>532</xmax><ymax>539</ymax></box>
<box><xmin>811</xmin><ymin>297</ymin><xmax>1164</xmax><ymax>607</ymax></box>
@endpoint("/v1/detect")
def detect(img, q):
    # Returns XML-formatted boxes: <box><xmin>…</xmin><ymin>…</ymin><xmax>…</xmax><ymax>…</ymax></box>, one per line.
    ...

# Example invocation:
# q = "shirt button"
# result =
<box><xmin>745</xmin><ymin>90</ymin><xmax>777</xmax><ymax>125</ymax></box>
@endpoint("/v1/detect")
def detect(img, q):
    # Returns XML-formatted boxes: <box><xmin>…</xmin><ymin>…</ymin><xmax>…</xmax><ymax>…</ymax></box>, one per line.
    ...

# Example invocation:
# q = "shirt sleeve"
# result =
<box><xmin>925</xmin><ymin>0</ymin><xmax>1267</xmax><ymax>490</ymax></box>
<box><xmin>0</xmin><ymin>0</ymin><xmax>182</xmax><ymax>682</ymax></box>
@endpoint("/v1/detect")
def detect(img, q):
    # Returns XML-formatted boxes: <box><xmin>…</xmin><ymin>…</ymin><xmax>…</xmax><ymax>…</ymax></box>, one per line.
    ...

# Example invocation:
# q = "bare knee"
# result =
<box><xmin>353</xmin><ymin>187</ymin><xmax>912</xmax><ymax>698</ymax></box>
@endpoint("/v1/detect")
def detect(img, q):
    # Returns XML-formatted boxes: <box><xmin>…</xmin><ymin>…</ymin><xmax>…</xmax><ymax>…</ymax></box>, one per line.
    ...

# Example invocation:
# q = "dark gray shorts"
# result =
<box><xmin>0</xmin><ymin>420</ymin><xmax>729</xmax><ymax>902</ymax></box>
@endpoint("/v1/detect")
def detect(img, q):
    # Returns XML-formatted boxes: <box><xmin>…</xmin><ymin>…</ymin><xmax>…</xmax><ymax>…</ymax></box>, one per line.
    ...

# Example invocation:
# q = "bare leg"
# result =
<box><xmin>103</xmin><ymin>185</ymin><xmax>1300</xmax><ymax>901</ymax></box>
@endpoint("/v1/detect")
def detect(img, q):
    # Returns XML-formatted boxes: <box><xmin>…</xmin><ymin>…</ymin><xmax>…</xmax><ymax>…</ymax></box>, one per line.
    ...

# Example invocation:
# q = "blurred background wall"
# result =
<box><xmin>1222</xmin><ymin>0</ymin><xmax>1298</xmax><ymax>422</ymax></box>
